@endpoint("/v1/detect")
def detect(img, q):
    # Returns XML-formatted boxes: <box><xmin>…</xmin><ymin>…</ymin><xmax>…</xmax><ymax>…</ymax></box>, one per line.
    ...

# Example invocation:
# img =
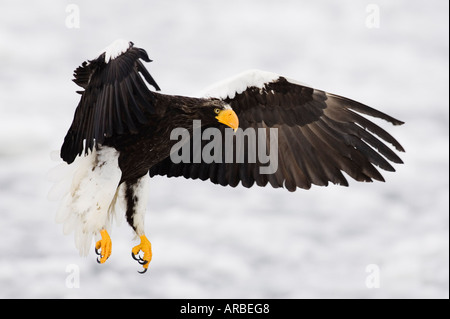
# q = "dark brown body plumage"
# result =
<box><xmin>106</xmin><ymin>93</ymin><xmax>225</xmax><ymax>183</ymax></box>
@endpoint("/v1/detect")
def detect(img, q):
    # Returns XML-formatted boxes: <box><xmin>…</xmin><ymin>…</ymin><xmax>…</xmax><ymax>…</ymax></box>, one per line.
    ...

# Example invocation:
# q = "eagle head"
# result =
<box><xmin>214</xmin><ymin>104</ymin><xmax>239</xmax><ymax>132</ymax></box>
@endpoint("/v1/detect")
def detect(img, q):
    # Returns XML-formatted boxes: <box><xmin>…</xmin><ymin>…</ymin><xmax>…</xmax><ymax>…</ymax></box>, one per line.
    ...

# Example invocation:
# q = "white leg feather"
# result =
<box><xmin>48</xmin><ymin>146</ymin><xmax>122</xmax><ymax>256</ymax></box>
<box><xmin>127</xmin><ymin>175</ymin><xmax>150</xmax><ymax>237</ymax></box>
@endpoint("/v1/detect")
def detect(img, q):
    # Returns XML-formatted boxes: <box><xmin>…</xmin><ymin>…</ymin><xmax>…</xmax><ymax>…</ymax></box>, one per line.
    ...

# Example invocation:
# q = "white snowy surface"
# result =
<box><xmin>0</xmin><ymin>0</ymin><xmax>448</xmax><ymax>299</ymax></box>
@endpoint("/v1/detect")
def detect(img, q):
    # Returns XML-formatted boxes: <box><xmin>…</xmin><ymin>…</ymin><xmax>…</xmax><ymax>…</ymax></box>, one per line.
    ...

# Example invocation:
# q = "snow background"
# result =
<box><xmin>0</xmin><ymin>0</ymin><xmax>448</xmax><ymax>299</ymax></box>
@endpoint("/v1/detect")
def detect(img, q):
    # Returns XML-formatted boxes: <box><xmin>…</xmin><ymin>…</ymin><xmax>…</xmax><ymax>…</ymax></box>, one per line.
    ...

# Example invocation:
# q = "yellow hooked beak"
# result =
<box><xmin>215</xmin><ymin>109</ymin><xmax>239</xmax><ymax>132</ymax></box>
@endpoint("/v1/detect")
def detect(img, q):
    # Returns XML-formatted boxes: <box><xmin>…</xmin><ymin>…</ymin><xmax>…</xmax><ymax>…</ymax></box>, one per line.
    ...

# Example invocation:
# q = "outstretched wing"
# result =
<box><xmin>61</xmin><ymin>40</ymin><xmax>161</xmax><ymax>164</ymax></box>
<box><xmin>150</xmin><ymin>70</ymin><xmax>404</xmax><ymax>191</ymax></box>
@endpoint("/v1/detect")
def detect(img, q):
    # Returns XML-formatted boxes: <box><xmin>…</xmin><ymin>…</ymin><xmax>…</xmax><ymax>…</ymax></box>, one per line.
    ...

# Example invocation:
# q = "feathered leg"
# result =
<box><xmin>124</xmin><ymin>174</ymin><xmax>152</xmax><ymax>273</ymax></box>
<box><xmin>52</xmin><ymin>146</ymin><xmax>122</xmax><ymax>262</ymax></box>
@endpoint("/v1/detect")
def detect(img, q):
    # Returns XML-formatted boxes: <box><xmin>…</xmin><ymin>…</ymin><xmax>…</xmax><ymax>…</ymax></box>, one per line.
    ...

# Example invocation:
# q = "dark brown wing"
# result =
<box><xmin>149</xmin><ymin>72</ymin><xmax>404</xmax><ymax>191</ymax></box>
<box><xmin>61</xmin><ymin>44</ymin><xmax>160</xmax><ymax>164</ymax></box>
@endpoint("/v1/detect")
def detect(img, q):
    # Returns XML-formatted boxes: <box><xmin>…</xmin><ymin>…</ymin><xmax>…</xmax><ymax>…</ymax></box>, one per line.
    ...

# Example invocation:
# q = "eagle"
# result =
<box><xmin>53</xmin><ymin>39</ymin><xmax>404</xmax><ymax>273</ymax></box>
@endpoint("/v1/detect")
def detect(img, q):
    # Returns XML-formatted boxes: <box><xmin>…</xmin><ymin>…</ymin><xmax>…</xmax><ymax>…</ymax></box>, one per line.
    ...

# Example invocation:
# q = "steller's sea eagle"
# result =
<box><xmin>51</xmin><ymin>39</ymin><xmax>404</xmax><ymax>273</ymax></box>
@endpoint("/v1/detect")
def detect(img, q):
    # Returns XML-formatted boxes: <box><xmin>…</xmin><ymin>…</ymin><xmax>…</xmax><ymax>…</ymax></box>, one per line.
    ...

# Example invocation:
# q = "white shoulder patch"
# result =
<box><xmin>199</xmin><ymin>69</ymin><xmax>313</xmax><ymax>99</ymax></box>
<box><xmin>101</xmin><ymin>39</ymin><xmax>131</xmax><ymax>63</ymax></box>
<box><xmin>199</xmin><ymin>69</ymin><xmax>280</xmax><ymax>99</ymax></box>
<box><xmin>283</xmin><ymin>77</ymin><xmax>312</xmax><ymax>88</ymax></box>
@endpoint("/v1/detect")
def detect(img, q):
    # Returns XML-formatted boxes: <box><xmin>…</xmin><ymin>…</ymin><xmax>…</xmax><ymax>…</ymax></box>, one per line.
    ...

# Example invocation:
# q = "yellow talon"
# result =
<box><xmin>131</xmin><ymin>235</ymin><xmax>152</xmax><ymax>273</ymax></box>
<box><xmin>95</xmin><ymin>229</ymin><xmax>112</xmax><ymax>264</ymax></box>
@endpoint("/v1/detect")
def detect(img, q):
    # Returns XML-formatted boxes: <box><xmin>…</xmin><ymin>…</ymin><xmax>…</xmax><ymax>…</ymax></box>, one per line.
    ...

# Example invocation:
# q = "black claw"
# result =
<box><xmin>95</xmin><ymin>247</ymin><xmax>101</xmax><ymax>256</ymax></box>
<box><xmin>131</xmin><ymin>251</ymin><xmax>141</xmax><ymax>261</ymax></box>
<box><xmin>131</xmin><ymin>251</ymin><xmax>148</xmax><ymax>265</ymax></box>
<box><xmin>97</xmin><ymin>257</ymin><xmax>101</xmax><ymax>264</ymax></box>
<box><xmin>137</xmin><ymin>258</ymin><xmax>148</xmax><ymax>265</ymax></box>
<box><xmin>138</xmin><ymin>268</ymin><xmax>148</xmax><ymax>274</ymax></box>
<box><xmin>132</xmin><ymin>251</ymin><xmax>149</xmax><ymax>272</ymax></box>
